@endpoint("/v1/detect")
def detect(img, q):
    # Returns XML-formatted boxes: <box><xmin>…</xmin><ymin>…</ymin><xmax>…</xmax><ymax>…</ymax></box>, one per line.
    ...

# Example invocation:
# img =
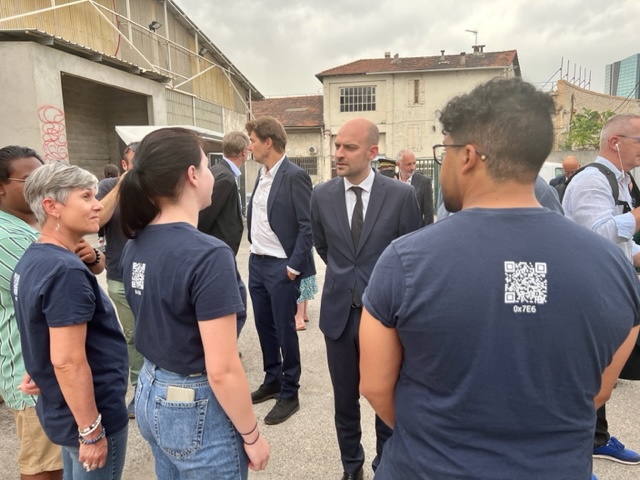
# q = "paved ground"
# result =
<box><xmin>1</xmin><ymin>233</ymin><xmax>640</xmax><ymax>479</ymax></box>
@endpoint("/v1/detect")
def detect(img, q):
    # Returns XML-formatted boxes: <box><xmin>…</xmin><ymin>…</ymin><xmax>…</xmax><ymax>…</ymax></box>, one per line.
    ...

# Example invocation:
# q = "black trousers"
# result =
<box><xmin>595</xmin><ymin>404</ymin><xmax>609</xmax><ymax>448</ymax></box>
<box><xmin>325</xmin><ymin>306</ymin><xmax>392</xmax><ymax>473</ymax></box>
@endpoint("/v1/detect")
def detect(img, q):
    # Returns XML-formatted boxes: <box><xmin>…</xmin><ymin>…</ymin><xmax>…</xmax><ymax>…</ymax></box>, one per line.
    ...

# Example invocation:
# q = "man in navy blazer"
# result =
<box><xmin>311</xmin><ymin>118</ymin><xmax>421</xmax><ymax>480</ymax></box>
<box><xmin>246</xmin><ymin>116</ymin><xmax>314</xmax><ymax>425</ymax></box>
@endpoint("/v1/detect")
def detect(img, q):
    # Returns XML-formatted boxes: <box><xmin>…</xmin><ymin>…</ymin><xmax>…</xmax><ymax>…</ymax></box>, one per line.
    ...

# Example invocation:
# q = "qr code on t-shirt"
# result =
<box><xmin>504</xmin><ymin>261</ymin><xmax>547</xmax><ymax>305</ymax></box>
<box><xmin>131</xmin><ymin>262</ymin><xmax>146</xmax><ymax>291</ymax></box>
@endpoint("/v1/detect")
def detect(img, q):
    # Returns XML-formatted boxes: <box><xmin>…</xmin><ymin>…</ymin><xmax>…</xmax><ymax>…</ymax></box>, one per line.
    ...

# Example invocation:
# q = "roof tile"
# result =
<box><xmin>252</xmin><ymin>95</ymin><xmax>324</xmax><ymax>128</ymax></box>
<box><xmin>316</xmin><ymin>50</ymin><xmax>519</xmax><ymax>79</ymax></box>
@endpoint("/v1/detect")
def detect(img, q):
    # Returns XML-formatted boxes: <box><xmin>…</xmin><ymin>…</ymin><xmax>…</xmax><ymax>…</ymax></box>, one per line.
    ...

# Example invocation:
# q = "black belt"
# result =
<box><xmin>251</xmin><ymin>254</ymin><xmax>282</xmax><ymax>260</ymax></box>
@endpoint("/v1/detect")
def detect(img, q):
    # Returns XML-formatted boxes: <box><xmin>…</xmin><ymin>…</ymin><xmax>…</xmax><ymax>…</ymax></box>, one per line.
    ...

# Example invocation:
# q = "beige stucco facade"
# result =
<box><xmin>321</xmin><ymin>64</ymin><xmax>517</xmax><ymax>167</ymax></box>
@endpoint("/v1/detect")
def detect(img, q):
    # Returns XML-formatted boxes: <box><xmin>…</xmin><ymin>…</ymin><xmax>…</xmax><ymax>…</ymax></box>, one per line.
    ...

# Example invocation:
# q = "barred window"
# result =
<box><xmin>340</xmin><ymin>86</ymin><xmax>376</xmax><ymax>112</ymax></box>
<box><xmin>289</xmin><ymin>156</ymin><xmax>317</xmax><ymax>176</ymax></box>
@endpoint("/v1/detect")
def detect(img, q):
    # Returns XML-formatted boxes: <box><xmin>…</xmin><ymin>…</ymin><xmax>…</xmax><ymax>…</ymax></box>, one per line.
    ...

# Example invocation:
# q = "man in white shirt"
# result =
<box><xmin>246</xmin><ymin>116</ymin><xmax>314</xmax><ymax>425</ymax></box>
<box><xmin>563</xmin><ymin>113</ymin><xmax>640</xmax><ymax>466</ymax></box>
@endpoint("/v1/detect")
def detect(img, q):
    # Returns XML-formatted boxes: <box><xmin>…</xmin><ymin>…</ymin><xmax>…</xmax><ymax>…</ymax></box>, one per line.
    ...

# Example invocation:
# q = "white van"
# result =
<box><xmin>539</xmin><ymin>162</ymin><xmax>563</xmax><ymax>184</ymax></box>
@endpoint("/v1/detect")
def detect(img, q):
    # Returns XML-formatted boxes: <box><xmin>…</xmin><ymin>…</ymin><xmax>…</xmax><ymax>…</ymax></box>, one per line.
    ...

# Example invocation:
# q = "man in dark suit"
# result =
<box><xmin>197</xmin><ymin>131</ymin><xmax>249</xmax><ymax>255</ymax></box>
<box><xmin>246</xmin><ymin>116</ymin><xmax>314</xmax><ymax>425</ymax></box>
<box><xmin>549</xmin><ymin>155</ymin><xmax>579</xmax><ymax>187</ymax></box>
<box><xmin>396</xmin><ymin>149</ymin><xmax>434</xmax><ymax>226</ymax></box>
<box><xmin>197</xmin><ymin>131</ymin><xmax>249</xmax><ymax>337</ymax></box>
<box><xmin>311</xmin><ymin>118</ymin><xmax>421</xmax><ymax>480</ymax></box>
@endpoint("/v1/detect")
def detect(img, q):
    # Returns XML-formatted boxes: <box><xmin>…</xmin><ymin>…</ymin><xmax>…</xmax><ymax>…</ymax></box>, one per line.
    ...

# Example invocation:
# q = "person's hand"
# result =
<box><xmin>79</xmin><ymin>436</ymin><xmax>108</xmax><ymax>472</ymax></box>
<box><xmin>74</xmin><ymin>239</ymin><xmax>97</xmax><ymax>263</ymax></box>
<box><xmin>18</xmin><ymin>373</ymin><xmax>40</xmax><ymax>395</ymax></box>
<box><xmin>287</xmin><ymin>269</ymin><xmax>297</xmax><ymax>281</ymax></box>
<box><xmin>244</xmin><ymin>433</ymin><xmax>270</xmax><ymax>471</ymax></box>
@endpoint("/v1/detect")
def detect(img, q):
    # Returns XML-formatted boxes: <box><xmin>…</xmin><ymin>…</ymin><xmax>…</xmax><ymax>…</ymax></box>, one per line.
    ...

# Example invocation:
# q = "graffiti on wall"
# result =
<box><xmin>38</xmin><ymin>105</ymin><xmax>68</xmax><ymax>162</ymax></box>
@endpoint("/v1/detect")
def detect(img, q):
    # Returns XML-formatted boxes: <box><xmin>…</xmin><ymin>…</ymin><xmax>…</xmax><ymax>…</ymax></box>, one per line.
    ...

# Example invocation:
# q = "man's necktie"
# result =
<box><xmin>350</xmin><ymin>186</ymin><xmax>364</xmax><ymax>249</ymax></box>
<box><xmin>350</xmin><ymin>186</ymin><xmax>364</xmax><ymax>306</ymax></box>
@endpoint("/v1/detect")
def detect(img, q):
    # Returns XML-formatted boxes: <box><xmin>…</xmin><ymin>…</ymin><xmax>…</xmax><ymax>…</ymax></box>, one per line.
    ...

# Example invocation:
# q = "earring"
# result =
<box><xmin>55</xmin><ymin>216</ymin><xmax>60</xmax><ymax>232</ymax></box>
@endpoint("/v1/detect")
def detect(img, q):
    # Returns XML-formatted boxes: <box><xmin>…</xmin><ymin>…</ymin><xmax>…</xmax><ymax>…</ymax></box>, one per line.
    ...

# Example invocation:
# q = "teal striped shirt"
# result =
<box><xmin>0</xmin><ymin>210</ymin><xmax>38</xmax><ymax>410</ymax></box>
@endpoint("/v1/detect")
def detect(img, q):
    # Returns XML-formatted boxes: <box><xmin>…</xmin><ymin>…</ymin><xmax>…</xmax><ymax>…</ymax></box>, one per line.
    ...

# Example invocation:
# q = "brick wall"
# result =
<box><xmin>553</xmin><ymin>80</ymin><xmax>640</xmax><ymax>150</ymax></box>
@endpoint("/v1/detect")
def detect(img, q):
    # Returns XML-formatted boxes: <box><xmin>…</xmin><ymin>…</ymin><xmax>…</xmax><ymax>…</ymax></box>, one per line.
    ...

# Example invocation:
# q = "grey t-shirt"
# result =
<box><xmin>97</xmin><ymin>177</ymin><xmax>127</xmax><ymax>282</ymax></box>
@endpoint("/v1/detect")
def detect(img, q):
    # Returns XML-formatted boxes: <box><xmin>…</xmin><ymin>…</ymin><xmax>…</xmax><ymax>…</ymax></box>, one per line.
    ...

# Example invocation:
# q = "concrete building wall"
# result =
<box><xmin>321</xmin><ymin>66</ymin><xmax>515</xmax><ymax>175</ymax></box>
<box><xmin>0</xmin><ymin>42</ymin><xmax>166</xmax><ymax>167</ymax></box>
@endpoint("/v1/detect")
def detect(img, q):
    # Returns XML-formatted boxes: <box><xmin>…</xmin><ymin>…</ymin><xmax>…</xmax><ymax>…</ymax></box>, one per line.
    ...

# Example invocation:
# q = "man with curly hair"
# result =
<box><xmin>359</xmin><ymin>78</ymin><xmax>639</xmax><ymax>480</ymax></box>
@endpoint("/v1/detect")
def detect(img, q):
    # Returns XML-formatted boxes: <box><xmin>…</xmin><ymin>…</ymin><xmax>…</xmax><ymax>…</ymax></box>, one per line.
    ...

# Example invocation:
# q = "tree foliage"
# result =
<box><xmin>562</xmin><ymin>109</ymin><xmax>615</xmax><ymax>150</ymax></box>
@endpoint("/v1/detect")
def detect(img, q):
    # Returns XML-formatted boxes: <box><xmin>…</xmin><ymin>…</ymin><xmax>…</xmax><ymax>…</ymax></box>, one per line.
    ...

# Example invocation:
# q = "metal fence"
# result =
<box><xmin>289</xmin><ymin>156</ymin><xmax>318</xmax><ymax>176</ymax></box>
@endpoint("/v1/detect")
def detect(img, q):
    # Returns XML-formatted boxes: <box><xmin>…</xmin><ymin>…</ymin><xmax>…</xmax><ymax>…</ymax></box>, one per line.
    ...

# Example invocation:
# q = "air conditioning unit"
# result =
<box><xmin>309</xmin><ymin>146</ymin><xmax>318</xmax><ymax>155</ymax></box>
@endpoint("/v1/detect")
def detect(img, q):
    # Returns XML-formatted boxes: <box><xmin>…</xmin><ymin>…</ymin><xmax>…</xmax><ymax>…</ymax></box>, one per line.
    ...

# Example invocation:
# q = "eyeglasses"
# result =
<box><xmin>432</xmin><ymin>144</ymin><xmax>488</xmax><ymax>165</ymax></box>
<box><xmin>618</xmin><ymin>135</ymin><xmax>640</xmax><ymax>143</ymax></box>
<box><xmin>7</xmin><ymin>177</ymin><xmax>27</xmax><ymax>182</ymax></box>
<box><xmin>432</xmin><ymin>144</ymin><xmax>466</xmax><ymax>165</ymax></box>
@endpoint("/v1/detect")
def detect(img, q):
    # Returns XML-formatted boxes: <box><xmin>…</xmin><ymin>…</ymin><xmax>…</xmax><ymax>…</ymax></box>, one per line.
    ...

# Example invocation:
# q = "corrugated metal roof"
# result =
<box><xmin>0</xmin><ymin>28</ymin><xmax>172</xmax><ymax>83</ymax></box>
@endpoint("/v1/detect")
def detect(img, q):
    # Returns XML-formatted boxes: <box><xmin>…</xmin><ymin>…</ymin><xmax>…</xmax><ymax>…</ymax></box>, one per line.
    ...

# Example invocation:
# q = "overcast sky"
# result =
<box><xmin>175</xmin><ymin>0</ymin><xmax>639</xmax><ymax>98</ymax></box>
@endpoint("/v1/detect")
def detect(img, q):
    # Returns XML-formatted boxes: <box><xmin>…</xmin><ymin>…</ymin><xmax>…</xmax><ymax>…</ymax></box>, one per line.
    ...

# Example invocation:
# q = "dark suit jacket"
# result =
<box><xmin>411</xmin><ymin>172</ymin><xmax>434</xmax><ymax>227</ymax></box>
<box><xmin>549</xmin><ymin>174</ymin><xmax>567</xmax><ymax>187</ymax></box>
<box><xmin>197</xmin><ymin>160</ymin><xmax>243</xmax><ymax>255</ymax></box>
<box><xmin>311</xmin><ymin>171</ymin><xmax>421</xmax><ymax>340</ymax></box>
<box><xmin>247</xmin><ymin>157</ymin><xmax>315</xmax><ymax>277</ymax></box>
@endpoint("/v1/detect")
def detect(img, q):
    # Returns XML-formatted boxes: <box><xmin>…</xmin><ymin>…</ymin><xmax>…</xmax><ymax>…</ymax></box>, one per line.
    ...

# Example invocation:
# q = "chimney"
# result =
<box><xmin>472</xmin><ymin>44</ymin><xmax>485</xmax><ymax>55</ymax></box>
<box><xmin>391</xmin><ymin>53</ymin><xmax>401</xmax><ymax>64</ymax></box>
<box><xmin>438</xmin><ymin>50</ymin><xmax>449</xmax><ymax>65</ymax></box>
<box><xmin>384</xmin><ymin>51</ymin><xmax>391</xmax><ymax>59</ymax></box>
<box><xmin>440</xmin><ymin>50</ymin><xmax>445</xmax><ymax>61</ymax></box>
<box><xmin>460</xmin><ymin>52</ymin><xmax>466</xmax><ymax>66</ymax></box>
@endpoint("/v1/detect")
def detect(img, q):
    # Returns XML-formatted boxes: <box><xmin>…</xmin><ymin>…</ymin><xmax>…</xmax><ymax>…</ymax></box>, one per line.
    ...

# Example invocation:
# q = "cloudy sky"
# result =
<box><xmin>175</xmin><ymin>0</ymin><xmax>639</xmax><ymax>98</ymax></box>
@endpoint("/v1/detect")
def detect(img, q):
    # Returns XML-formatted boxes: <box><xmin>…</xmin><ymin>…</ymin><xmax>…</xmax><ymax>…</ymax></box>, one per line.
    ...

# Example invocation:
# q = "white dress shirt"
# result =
<box><xmin>250</xmin><ymin>156</ymin><xmax>288</xmax><ymax>258</ymax></box>
<box><xmin>344</xmin><ymin>168</ymin><xmax>375</xmax><ymax>227</ymax></box>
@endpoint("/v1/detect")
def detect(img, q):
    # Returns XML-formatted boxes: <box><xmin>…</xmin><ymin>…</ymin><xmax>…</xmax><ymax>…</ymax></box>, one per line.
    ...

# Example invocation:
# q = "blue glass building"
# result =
<box><xmin>605</xmin><ymin>54</ymin><xmax>640</xmax><ymax>98</ymax></box>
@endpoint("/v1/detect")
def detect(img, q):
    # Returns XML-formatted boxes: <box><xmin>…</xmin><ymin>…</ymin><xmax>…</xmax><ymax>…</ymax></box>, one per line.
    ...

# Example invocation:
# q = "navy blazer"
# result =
<box><xmin>247</xmin><ymin>157</ymin><xmax>315</xmax><ymax>277</ymax></box>
<box><xmin>311</xmin><ymin>171</ymin><xmax>421</xmax><ymax>340</ymax></box>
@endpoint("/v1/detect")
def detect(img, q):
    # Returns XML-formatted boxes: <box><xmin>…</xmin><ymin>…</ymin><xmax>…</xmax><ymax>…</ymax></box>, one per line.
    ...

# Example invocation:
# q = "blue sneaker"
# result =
<box><xmin>593</xmin><ymin>436</ymin><xmax>640</xmax><ymax>464</ymax></box>
<box><xmin>592</xmin><ymin>474</ymin><xmax>597</xmax><ymax>480</ymax></box>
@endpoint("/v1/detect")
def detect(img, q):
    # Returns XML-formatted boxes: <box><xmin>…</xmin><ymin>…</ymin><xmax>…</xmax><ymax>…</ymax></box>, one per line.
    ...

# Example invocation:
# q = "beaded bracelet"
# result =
<box><xmin>239</xmin><ymin>421</ymin><xmax>258</xmax><ymax>437</ymax></box>
<box><xmin>84</xmin><ymin>248</ymin><xmax>101</xmax><ymax>267</ymax></box>
<box><xmin>78</xmin><ymin>413</ymin><xmax>102</xmax><ymax>437</ymax></box>
<box><xmin>78</xmin><ymin>426</ymin><xmax>106</xmax><ymax>445</ymax></box>
<box><xmin>243</xmin><ymin>432</ymin><xmax>260</xmax><ymax>446</ymax></box>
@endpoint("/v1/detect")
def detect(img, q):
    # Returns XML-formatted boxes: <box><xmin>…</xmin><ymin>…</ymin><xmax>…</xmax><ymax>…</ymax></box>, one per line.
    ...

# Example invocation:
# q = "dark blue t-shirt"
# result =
<box><xmin>11</xmin><ymin>243</ymin><xmax>128</xmax><ymax>446</ymax></box>
<box><xmin>121</xmin><ymin>223</ymin><xmax>244</xmax><ymax>375</ymax></box>
<box><xmin>97</xmin><ymin>177</ymin><xmax>127</xmax><ymax>282</ymax></box>
<box><xmin>364</xmin><ymin>208</ymin><xmax>640</xmax><ymax>480</ymax></box>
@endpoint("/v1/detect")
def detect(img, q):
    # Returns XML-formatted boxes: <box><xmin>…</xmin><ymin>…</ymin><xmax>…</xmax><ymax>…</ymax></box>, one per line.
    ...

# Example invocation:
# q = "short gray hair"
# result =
<box><xmin>396</xmin><ymin>149</ymin><xmax>415</xmax><ymax>163</ymax></box>
<box><xmin>222</xmin><ymin>131</ymin><xmax>250</xmax><ymax>158</ymax></box>
<box><xmin>600</xmin><ymin>114</ymin><xmax>640</xmax><ymax>148</ymax></box>
<box><xmin>24</xmin><ymin>161</ymin><xmax>98</xmax><ymax>225</ymax></box>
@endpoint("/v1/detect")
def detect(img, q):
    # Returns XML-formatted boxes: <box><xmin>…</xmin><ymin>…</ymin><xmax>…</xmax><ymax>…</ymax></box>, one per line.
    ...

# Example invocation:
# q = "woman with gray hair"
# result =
<box><xmin>11</xmin><ymin>161</ymin><xmax>129</xmax><ymax>479</ymax></box>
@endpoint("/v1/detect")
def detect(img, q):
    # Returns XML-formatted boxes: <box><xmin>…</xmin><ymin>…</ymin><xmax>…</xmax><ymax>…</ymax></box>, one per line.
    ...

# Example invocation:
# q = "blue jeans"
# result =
<box><xmin>61</xmin><ymin>425</ymin><xmax>128</xmax><ymax>480</ymax></box>
<box><xmin>136</xmin><ymin>359</ymin><xmax>248</xmax><ymax>480</ymax></box>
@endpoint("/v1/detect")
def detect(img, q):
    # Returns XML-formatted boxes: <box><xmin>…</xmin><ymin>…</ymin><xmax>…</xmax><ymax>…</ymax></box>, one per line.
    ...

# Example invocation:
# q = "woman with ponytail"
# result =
<box><xmin>119</xmin><ymin>128</ymin><xmax>269</xmax><ymax>479</ymax></box>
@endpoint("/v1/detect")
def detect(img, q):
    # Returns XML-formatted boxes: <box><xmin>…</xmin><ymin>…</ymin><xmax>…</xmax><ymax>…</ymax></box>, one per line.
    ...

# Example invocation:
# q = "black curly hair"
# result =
<box><xmin>438</xmin><ymin>77</ymin><xmax>556</xmax><ymax>183</ymax></box>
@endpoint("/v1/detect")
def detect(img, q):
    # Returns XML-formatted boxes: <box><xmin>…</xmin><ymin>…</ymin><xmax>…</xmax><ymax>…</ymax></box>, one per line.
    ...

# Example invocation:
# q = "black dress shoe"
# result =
<box><xmin>251</xmin><ymin>383</ymin><xmax>280</xmax><ymax>404</ymax></box>
<box><xmin>264</xmin><ymin>397</ymin><xmax>299</xmax><ymax>425</ymax></box>
<box><xmin>341</xmin><ymin>467</ymin><xmax>363</xmax><ymax>480</ymax></box>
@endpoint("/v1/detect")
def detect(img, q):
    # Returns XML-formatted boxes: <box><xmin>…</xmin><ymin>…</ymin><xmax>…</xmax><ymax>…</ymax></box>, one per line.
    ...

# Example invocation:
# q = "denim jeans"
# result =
<box><xmin>136</xmin><ymin>359</ymin><xmax>248</xmax><ymax>480</ymax></box>
<box><xmin>61</xmin><ymin>425</ymin><xmax>128</xmax><ymax>480</ymax></box>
